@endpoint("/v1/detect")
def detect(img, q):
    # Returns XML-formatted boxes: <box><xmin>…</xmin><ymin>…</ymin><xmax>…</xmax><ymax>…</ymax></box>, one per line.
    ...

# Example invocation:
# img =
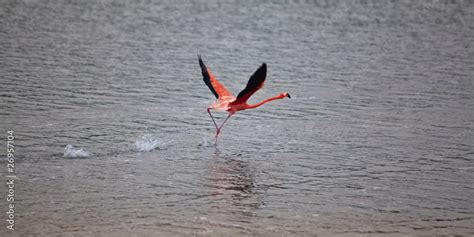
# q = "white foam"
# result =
<box><xmin>63</xmin><ymin>144</ymin><xmax>91</xmax><ymax>158</ymax></box>
<box><xmin>134</xmin><ymin>134</ymin><xmax>161</xmax><ymax>152</ymax></box>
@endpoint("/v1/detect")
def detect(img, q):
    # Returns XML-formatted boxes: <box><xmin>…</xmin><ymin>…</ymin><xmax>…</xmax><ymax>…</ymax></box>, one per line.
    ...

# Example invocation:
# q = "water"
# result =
<box><xmin>1</xmin><ymin>0</ymin><xmax>473</xmax><ymax>236</ymax></box>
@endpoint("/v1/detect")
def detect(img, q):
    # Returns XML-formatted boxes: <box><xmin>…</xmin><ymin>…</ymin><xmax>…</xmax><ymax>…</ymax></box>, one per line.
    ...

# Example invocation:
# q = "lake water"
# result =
<box><xmin>1</xmin><ymin>0</ymin><xmax>473</xmax><ymax>236</ymax></box>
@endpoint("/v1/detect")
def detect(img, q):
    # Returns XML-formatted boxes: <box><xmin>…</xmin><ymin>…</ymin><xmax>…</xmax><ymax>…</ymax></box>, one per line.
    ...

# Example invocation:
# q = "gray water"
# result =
<box><xmin>1</xmin><ymin>0</ymin><xmax>474</xmax><ymax>236</ymax></box>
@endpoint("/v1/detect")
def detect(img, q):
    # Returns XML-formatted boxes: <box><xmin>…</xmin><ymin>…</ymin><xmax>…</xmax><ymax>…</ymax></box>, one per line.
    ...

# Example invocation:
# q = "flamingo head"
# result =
<box><xmin>282</xmin><ymin>92</ymin><xmax>291</xmax><ymax>99</ymax></box>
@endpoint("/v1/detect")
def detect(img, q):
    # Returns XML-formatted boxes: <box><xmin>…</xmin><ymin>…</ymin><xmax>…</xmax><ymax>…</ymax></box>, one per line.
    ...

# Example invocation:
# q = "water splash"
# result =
<box><xmin>197</xmin><ymin>137</ymin><xmax>214</xmax><ymax>148</ymax></box>
<box><xmin>63</xmin><ymin>144</ymin><xmax>91</xmax><ymax>158</ymax></box>
<box><xmin>134</xmin><ymin>134</ymin><xmax>161</xmax><ymax>152</ymax></box>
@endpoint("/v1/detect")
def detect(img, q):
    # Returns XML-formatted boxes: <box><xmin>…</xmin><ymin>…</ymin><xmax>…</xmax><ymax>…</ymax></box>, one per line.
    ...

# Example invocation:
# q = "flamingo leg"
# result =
<box><xmin>215</xmin><ymin>113</ymin><xmax>232</xmax><ymax>143</ymax></box>
<box><xmin>207</xmin><ymin>108</ymin><xmax>218</xmax><ymax>130</ymax></box>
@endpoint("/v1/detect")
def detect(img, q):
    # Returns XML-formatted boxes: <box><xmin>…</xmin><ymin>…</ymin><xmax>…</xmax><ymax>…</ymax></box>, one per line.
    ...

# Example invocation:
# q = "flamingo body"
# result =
<box><xmin>210</xmin><ymin>96</ymin><xmax>235</xmax><ymax>112</ymax></box>
<box><xmin>198</xmin><ymin>55</ymin><xmax>290</xmax><ymax>143</ymax></box>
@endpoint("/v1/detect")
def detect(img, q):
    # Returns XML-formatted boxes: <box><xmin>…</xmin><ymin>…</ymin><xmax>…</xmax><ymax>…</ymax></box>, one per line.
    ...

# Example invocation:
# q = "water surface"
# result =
<box><xmin>1</xmin><ymin>0</ymin><xmax>473</xmax><ymax>236</ymax></box>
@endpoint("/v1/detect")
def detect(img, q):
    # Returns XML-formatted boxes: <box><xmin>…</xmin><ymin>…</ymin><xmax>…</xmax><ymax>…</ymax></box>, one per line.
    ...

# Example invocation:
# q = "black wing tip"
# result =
<box><xmin>259</xmin><ymin>63</ymin><xmax>267</xmax><ymax>75</ymax></box>
<box><xmin>236</xmin><ymin>62</ymin><xmax>267</xmax><ymax>99</ymax></box>
<box><xmin>198</xmin><ymin>55</ymin><xmax>206</xmax><ymax>71</ymax></box>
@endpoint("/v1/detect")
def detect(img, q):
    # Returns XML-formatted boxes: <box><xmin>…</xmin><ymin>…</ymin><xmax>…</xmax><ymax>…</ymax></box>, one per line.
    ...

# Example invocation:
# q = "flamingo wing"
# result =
<box><xmin>232</xmin><ymin>63</ymin><xmax>267</xmax><ymax>104</ymax></box>
<box><xmin>198</xmin><ymin>55</ymin><xmax>233</xmax><ymax>99</ymax></box>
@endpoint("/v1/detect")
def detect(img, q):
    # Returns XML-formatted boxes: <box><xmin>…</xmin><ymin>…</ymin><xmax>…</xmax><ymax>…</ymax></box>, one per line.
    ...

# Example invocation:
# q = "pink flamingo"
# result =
<box><xmin>198</xmin><ymin>55</ymin><xmax>291</xmax><ymax>143</ymax></box>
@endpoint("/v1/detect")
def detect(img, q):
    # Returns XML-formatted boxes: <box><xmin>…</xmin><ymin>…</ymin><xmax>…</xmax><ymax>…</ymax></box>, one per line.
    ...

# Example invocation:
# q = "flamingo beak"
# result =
<box><xmin>287</xmin><ymin>93</ymin><xmax>291</xmax><ymax>99</ymax></box>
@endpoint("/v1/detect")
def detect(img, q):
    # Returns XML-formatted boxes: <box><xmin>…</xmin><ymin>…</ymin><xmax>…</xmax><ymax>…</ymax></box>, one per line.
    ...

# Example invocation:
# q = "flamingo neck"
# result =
<box><xmin>246</xmin><ymin>94</ymin><xmax>286</xmax><ymax>109</ymax></box>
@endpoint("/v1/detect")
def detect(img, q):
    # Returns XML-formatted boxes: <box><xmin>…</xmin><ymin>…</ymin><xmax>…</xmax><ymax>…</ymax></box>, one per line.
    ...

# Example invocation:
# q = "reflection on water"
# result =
<box><xmin>206</xmin><ymin>150</ymin><xmax>262</xmax><ymax>212</ymax></box>
<box><xmin>201</xmin><ymin>149</ymin><xmax>267</xmax><ymax>235</ymax></box>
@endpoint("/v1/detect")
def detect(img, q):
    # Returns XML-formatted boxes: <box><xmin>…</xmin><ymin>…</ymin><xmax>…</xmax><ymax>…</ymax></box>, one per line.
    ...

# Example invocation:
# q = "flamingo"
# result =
<box><xmin>198</xmin><ymin>55</ymin><xmax>291</xmax><ymax>143</ymax></box>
